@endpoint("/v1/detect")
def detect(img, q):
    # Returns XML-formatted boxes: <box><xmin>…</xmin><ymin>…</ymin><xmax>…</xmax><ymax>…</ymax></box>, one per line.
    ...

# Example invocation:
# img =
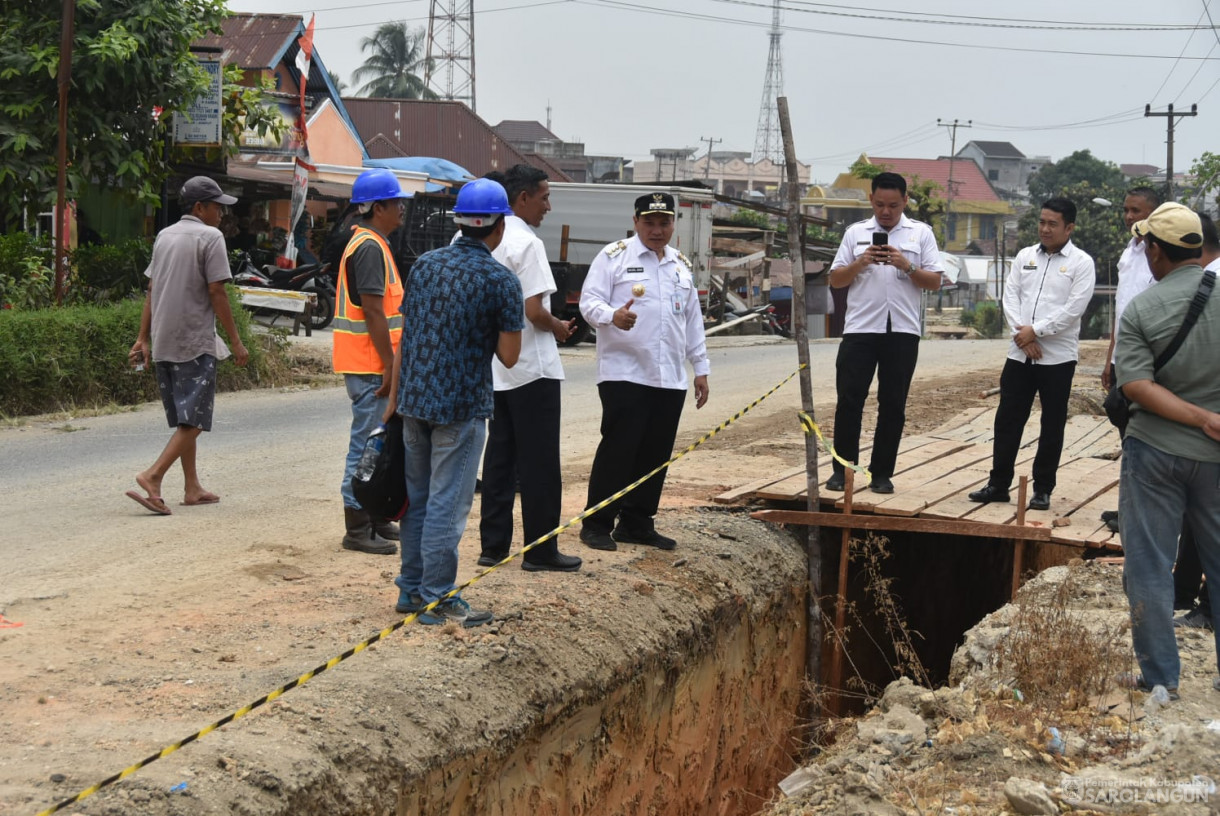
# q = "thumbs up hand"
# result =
<box><xmin>613</xmin><ymin>298</ymin><xmax>638</xmax><ymax>331</ymax></box>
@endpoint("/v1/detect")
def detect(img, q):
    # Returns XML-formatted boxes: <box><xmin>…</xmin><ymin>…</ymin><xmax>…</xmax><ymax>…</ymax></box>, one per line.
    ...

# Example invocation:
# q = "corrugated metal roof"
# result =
<box><xmin>195</xmin><ymin>13</ymin><xmax>301</xmax><ymax>70</ymax></box>
<box><xmin>344</xmin><ymin>98</ymin><xmax>571</xmax><ymax>180</ymax></box>
<box><xmin>494</xmin><ymin>120</ymin><xmax>559</xmax><ymax>143</ymax></box>
<box><xmin>872</xmin><ymin>156</ymin><xmax>1003</xmax><ymax>203</ymax></box>
<box><xmin>964</xmin><ymin>141</ymin><xmax>1025</xmax><ymax>159</ymax></box>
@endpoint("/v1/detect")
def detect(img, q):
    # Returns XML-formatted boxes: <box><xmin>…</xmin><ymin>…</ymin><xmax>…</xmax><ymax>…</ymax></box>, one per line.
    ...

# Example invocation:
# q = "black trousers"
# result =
<box><xmin>833</xmin><ymin>331</ymin><xmax>921</xmax><ymax>480</ymax></box>
<box><xmin>584</xmin><ymin>381</ymin><xmax>686</xmax><ymax>533</ymax></box>
<box><xmin>989</xmin><ymin>357</ymin><xmax>1076</xmax><ymax>494</ymax></box>
<box><xmin>1174</xmin><ymin>521</ymin><xmax>1212</xmax><ymax>615</ymax></box>
<box><xmin>479</xmin><ymin>378</ymin><xmax>563</xmax><ymax>562</ymax></box>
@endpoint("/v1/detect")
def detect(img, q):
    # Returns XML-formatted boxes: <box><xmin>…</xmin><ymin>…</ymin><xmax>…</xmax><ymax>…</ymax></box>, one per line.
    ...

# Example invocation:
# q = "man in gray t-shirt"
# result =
<box><xmin>1114</xmin><ymin>203</ymin><xmax>1220</xmax><ymax>697</ymax></box>
<box><xmin>126</xmin><ymin>176</ymin><xmax>248</xmax><ymax>515</ymax></box>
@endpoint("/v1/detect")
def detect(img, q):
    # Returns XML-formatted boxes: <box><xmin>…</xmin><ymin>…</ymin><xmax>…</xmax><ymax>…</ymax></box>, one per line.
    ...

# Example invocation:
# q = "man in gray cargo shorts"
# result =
<box><xmin>126</xmin><ymin>176</ymin><xmax>249</xmax><ymax>515</ymax></box>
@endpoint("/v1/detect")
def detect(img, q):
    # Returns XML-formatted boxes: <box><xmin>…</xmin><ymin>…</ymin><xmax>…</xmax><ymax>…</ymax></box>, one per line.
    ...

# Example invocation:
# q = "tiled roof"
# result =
<box><xmin>871</xmin><ymin>156</ymin><xmax>1002</xmax><ymax>202</ymax></box>
<box><xmin>964</xmin><ymin>141</ymin><xmax>1025</xmax><ymax>159</ymax></box>
<box><xmin>494</xmin><ymin>120</ymin><xmax>560</xmax><ymax>143</ymax></box>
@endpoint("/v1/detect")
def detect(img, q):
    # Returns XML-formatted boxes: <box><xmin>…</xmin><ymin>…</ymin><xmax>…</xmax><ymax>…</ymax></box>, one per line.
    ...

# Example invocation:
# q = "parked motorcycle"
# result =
<box><xmin>231</xmin><ymin>253</ymin><xmax>335</xmax><ymax>330</ymax></box>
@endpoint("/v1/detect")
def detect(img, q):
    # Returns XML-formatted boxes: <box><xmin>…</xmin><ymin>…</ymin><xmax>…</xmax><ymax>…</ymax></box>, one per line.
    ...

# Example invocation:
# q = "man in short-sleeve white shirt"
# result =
<box><xmin>827</xmin><ymin>171</ymin><xmax>945</xmax><ymax>495</ymax></box>
<box><xmin>478</xmin><ymin>165</ymin><xmax>582</xmax><ymax>572</ymax></box>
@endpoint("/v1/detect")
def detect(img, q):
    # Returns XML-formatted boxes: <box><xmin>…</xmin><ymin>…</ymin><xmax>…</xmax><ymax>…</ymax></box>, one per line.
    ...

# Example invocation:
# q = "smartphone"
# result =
<box><xmin>872</xmin><ymin>232</ymin><xmax>888</xmax><ymax>246</ymax></box>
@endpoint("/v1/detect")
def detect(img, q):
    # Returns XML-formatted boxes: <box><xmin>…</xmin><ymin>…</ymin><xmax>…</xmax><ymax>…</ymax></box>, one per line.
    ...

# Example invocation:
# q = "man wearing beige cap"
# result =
<box><xmin>1115</xmin><ymin>202</ymin><xmax>1220</xmax><ymax>699</ymax></box>
<box><xmin>126</xmin><ymin>176</ymin><xmax>248</xmax><ymax>515</ymax></box>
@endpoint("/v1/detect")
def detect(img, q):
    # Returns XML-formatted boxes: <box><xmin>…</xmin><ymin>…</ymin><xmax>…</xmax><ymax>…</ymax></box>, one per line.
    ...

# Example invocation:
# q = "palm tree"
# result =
<box><xmin>352</xmin><ymin>23</ymin><xmax>436</xmax><ymax>99</ymax></box>
<box><xmin>327</xmin><ymin>70</ymin><xmax>348</xmax><ymax>95</ymax></box>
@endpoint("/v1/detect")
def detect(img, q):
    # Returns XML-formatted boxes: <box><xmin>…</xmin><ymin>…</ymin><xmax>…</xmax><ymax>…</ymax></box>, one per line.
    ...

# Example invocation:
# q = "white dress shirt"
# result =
<box><xmin>1112</xmin><ymin>237</ymin><xmax>1154</xmax><ymax>363</ymax></box>
<box><xmin>490</xmin><ymin>215</ymin><xmax>564</xmax><ymax>390</ymax></box>
<box><xmin>580</xmin><ymin>234</ymin><xmax>710</xmax><ymax>389</ymax></box>
<box><xmin>830</xmin><ymin>214</ymin><xmax>944</xmax><ymax>335</ymax></box>
<box><xmin>1003</xmin><ymin>240</ymin><xmax>1096</xmax><ymax>366</ymax></box>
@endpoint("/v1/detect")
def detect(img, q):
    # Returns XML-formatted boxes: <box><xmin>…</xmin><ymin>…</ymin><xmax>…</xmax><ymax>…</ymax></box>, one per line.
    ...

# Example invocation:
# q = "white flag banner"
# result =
<box><xmin>285</xmin><ymin>157</ymin><xmax>315</xmax><ymax>265</ymax></box>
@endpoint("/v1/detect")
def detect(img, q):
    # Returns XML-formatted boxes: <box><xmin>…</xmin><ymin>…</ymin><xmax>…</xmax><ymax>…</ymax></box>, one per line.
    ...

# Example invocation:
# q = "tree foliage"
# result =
<box><xmin>1183</xmin><ymin>151</ymin><xmax>1220</xmax><ymax>211</ymax></box>
<box><xmin>353</xmin><ymin>23</ymin><xmax>436</xmax><ymax>99</ymax></box>
<box><xmin>0</xmin><ymin>0</ymin><xmax>232</xmax><ymax>227</ymax></box>
<box><xmin>1026</xmin><ymin>149</ymin><xmax>1125</xmax><ymax>206</ymax></box>
<box><xmin>1016</xmin><ymin>152</ymin><xmax>1135</xmax><ymax>275</ymax></box>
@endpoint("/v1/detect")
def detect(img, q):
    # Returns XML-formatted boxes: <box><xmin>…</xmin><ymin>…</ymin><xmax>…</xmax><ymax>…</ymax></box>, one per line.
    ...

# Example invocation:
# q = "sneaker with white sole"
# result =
<box><xmin>418</xmin><ymin>596</ymin><xmax>493</xmax><ymax>628</ymax></box>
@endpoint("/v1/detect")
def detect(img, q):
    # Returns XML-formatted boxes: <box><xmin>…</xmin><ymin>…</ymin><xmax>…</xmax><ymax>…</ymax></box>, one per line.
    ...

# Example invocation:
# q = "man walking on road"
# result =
<box><xmin>969</xmin><ymin>198</ymin><xmax>1095</xmax><ymax>512</ymax></box>
<box><xmin>386</xmin><ymin>179</ymin><xmax>523</xmax><ymax>627</ymax></box>
<box><xmin>1114</xmin><ymin>203</ymin><xmax>1219</xmax><ymax>698</ymax></box>
<box><xmin>333</xmin><ymin>169</ymin><xmax>411</xmax><ymax>555</ymax></box>
<box><xmin>578</xmin><ymin>192</ymin><xmax>710</xmax><ymax>553</ymax></box>
<box><xmin>827</xmin><ymin>171</ymin><xmax>945</xmax><ymax>495</ymax></box>
<box><xmin>477</xmin><ymin>165</ymin><xmax>582</xmax><ymax>573</ymax></box>
<box><xmin>127</xmin><ymin>176</ymin><xmax>248</xmax><ymax>515</ymax></box>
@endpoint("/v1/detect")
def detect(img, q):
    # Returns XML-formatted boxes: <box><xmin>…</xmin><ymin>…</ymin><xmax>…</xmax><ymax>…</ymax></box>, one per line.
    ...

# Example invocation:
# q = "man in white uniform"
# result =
<box><xmin>578</xmin><ymin>193</ymin><xmax>710</xmax><ymax>552</ymax></box>
<box><xmin>969</xmin><ymin>198</ymin><xmax>1096</xmax><ymax>512</ymax></box>
<box><xmin>827</xmin><ymin>171</ymin><xmax>945</xmax><ymax>494</ymax></box>
<box><xmin>477</xmin><ymin>165</ymin><xmax>582</xmax><ymax>572</ymax></box>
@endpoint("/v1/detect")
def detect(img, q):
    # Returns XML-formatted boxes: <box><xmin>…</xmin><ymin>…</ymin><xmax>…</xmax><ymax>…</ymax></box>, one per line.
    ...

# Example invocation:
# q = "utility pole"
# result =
<box><xmin>53</xmin><ymin>0</ymin><xmax>77</xmax><ymax>306</ymax></box>
<box><xmin>1144</xmin><ymin>103</ymin><xmax>1197</xmax><ymax>201</ymax></box>
<box><xmin>936</xmin><ymin>118</ymin><xmax>970</xmax><ymax>312</ymax></box>
<box><xmin>700</xmin><ymin>135</ymin><xmax>722</xmax><ymax>181</ymax></box>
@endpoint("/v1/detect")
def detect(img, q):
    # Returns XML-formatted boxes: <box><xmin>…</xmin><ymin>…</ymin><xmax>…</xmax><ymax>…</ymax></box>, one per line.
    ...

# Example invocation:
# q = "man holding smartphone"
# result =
<box><xmin>827</xmin><ymin>172</ymin><xmax>945</xmax><ymax>494</ymax></box>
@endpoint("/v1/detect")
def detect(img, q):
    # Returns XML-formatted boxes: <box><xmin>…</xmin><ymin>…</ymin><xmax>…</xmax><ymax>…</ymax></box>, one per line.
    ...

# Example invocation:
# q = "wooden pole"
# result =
<box><xmin>53</xmin><ymin>0</ymin><xmax>77</xmax><ymax>305</ymax></box>
<box><xmin>777</xmin><ymin>97</ymin><xmax>821</xmax><ymax>692</ymax></box>
<box><xmin>829</xmin><ymin>469</ymin><xmax>854</xmax><ymax>714</ymax></box>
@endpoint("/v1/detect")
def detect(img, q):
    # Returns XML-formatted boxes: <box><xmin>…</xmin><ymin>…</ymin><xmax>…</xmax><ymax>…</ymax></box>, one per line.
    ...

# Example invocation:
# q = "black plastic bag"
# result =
<box><xmin>352</xmin><ymin>414</ymin><xmax>408</xmax><ymax>521</ymax></box>
<box><xmin>1102</xmin><ymin>386</ymin><xmax>1131</xmax><ymax>435</ymax></box>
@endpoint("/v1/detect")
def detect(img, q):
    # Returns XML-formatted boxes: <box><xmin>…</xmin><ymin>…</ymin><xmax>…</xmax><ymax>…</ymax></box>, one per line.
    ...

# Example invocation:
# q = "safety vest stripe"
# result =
<box><xmin>333</xmin><ymin>315</ymin><xmax>402</xmax><ymax>333</ymax></box>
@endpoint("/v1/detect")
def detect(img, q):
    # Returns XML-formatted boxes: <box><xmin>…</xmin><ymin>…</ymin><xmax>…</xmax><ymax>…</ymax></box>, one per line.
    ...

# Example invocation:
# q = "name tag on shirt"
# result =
<box><xmin>1023</xmin><ymin>263</ymin><xmax>1037</xmax><ymax>270</ymax></box>
<box><xmin>625</xmin><ymin>267</ymin><xmax>645</xmax><ymax>275</ymax></box>
<box><xmin>672</xmin><ymin>295</ymin><xmax>683</xmax><ymax>314</ymax></box>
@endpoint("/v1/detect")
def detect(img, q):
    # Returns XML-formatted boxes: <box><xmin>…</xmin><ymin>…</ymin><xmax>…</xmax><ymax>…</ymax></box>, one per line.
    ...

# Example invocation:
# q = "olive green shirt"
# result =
<box><xmin>1115</xmin><ymin>263</ymin><xmax>1220</xmax><ymax>462</ymax></box>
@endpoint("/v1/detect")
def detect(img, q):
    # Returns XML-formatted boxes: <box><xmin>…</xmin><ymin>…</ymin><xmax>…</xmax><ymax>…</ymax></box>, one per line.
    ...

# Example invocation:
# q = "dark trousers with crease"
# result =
<box><xmin>479</xmin><ymin>378</ymin><xmax>563</xmax><ymax>563</ymax></box>
<box><xmin>1174</xmin><ymin>521</ymin><xmax>1212</xmax><ymax>615</ymax></box>
<box><xmin>833</xmin><ymin>331</ymin><xmax>921</xmax><ymax>481</ymax></box>
<box><xmin>584</xmin><ymin>381</ymin><xmax>686</xmax><ymax>534</ymax></box>
<box><xmin>989</xmin><ymin>357</ymin><xmax>1076</xmax><ymax>494</ymax></box>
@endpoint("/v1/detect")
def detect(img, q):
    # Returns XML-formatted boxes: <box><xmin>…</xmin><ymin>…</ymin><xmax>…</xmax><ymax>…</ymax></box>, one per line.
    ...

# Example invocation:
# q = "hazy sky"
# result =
<box><xmin>225</xmin><ymin>0</ymin><xmax>1220</xmax><ymax>184</ymax></box>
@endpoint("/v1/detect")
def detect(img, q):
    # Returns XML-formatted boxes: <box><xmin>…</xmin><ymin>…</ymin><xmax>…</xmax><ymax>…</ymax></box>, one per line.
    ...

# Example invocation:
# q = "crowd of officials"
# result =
<box><xmin>127</xmin><ymin>169</ymin><xmax>1217</xmax><ymax>698</ymax></box>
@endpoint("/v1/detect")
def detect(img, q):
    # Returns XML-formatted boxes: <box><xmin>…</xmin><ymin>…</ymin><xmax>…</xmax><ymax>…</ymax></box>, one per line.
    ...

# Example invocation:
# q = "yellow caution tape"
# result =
<box><xmin>798</xmin><ymin>411</ymin><xmax>872</xmax><ymax>483</ymax></box>
<box><xmin>35</xmin><ymin>365</ymin><xmax>806</xmax><ymax>816</ymax></box>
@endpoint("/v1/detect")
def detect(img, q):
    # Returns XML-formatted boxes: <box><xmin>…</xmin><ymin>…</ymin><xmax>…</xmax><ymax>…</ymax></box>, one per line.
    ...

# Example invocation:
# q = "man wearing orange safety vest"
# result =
<box><xmin>333</xmin><ymin>168</ymin><xmax>410</xmax><ymax>554</ymax></box>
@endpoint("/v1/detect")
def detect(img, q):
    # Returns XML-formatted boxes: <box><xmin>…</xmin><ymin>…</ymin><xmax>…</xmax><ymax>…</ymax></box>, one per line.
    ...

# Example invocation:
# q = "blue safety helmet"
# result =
<box><xmin>452</xmin><ymin>178</ymin><xmax>512</xmax><ymax>226</ymax></box>
<box><xmin>351</xmin><ymin>168</ymin><xmax>412</xmax><ymax>205</ymax></box>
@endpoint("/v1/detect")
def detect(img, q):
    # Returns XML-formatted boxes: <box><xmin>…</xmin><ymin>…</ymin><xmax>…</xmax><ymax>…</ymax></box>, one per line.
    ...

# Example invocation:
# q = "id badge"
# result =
<box><xmin>672</xmin><ymin>294</ymin><xmax>683</xmax><ymax>314</ymax></box>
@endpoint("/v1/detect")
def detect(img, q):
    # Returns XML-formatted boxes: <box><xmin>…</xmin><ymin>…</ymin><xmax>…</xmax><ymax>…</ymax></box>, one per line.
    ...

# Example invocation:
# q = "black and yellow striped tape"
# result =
<box><xmin>35</xmin><ymin>365</ymin><xmax>805</xmax><ymax>816</ymax></box>
<box><xmin>797</xmin><ymin>411</ymin><xmax>871</xmax><ymax>483</ymax></box>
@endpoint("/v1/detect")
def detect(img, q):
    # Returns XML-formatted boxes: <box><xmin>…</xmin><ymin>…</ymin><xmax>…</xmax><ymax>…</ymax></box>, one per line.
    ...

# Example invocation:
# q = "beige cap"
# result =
<box><xmin>1132</xmin><ymin>202</ymin><xmax>1204</xmax><ymax>249</ymax></box>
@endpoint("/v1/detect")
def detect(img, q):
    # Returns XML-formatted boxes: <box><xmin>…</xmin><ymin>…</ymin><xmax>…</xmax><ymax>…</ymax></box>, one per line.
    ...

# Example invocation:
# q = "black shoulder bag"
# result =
<box><xmin>1104</xmin><ymin>269</ymin><xmax>1216</xmax><ymax>434</ymax></box>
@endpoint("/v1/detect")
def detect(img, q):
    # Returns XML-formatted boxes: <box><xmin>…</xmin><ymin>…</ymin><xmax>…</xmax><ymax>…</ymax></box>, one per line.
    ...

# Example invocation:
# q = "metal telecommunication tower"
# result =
<box><xmin>751</xmin><ymin>0</ymin><xmax>784</xmax><ymax>164</ymax></box>
<box><xmin>425</xmin><ymin>0</ymin><xmax>476</xmax><ymax>111</ymax></box>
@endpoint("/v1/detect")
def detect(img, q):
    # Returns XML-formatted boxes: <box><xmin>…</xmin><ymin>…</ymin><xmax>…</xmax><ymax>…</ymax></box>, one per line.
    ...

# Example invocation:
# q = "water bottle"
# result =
<box><xmin>355</xmin><ymin>425</ymin><xmax>386</xmax><ymax>481</ymax></box>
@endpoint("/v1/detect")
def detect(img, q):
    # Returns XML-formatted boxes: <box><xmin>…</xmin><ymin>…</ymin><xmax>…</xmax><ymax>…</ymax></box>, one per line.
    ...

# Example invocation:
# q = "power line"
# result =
<box><xmin>1148</xmin><ymin>5</ymin><xmax>1210</xmax><ymax>104</ymax></box>
<box><xmin>575</xmin><ymin>0</ymin><xmax>1220</xmax><ymax>61</ymax></box>
<box><xmin>779</xmin><ymin>0</ymin><xmax>1212</xmax><ymax>28</ymax></box>
<box><xmin>709</xmin><ymin>0</ymin><xmax>1215</xmax><ymax>31</ymax></box>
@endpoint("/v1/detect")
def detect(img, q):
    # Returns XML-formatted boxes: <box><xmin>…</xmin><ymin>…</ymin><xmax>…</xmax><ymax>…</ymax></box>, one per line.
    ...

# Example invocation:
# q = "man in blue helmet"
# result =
<box><xmin>383</xmin><ymin>178</ymin><xmax>524</xmax><ymax>627</ymax></box>
<box><xmin>333</xmin><ymin>168</ymin><xmax>411</xmax><ymax>555</ymax></box>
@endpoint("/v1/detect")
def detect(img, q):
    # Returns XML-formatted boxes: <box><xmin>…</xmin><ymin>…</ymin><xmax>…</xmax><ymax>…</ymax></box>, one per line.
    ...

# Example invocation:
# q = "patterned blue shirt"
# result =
<box><xmin>396</xmin><ymin>237</ymin><xmax>524</xmax><ymax>423</ymax></box>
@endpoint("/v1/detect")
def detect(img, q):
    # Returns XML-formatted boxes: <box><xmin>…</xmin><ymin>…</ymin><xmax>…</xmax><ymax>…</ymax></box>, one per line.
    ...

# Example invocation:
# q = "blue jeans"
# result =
<box><xmin>1120</xmin><ymin>436</ymin><xmax>1220</xmax><ymax>687</ymax></box>
<box><xmin>342</xmin><ymin>374</ymin><xmax>388</xmax><ymax>509</ymax></box>
<box><xmin>396</xmin><ymin>416</ymin><xmax>485</xmax><ymax>604</ymax></box>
